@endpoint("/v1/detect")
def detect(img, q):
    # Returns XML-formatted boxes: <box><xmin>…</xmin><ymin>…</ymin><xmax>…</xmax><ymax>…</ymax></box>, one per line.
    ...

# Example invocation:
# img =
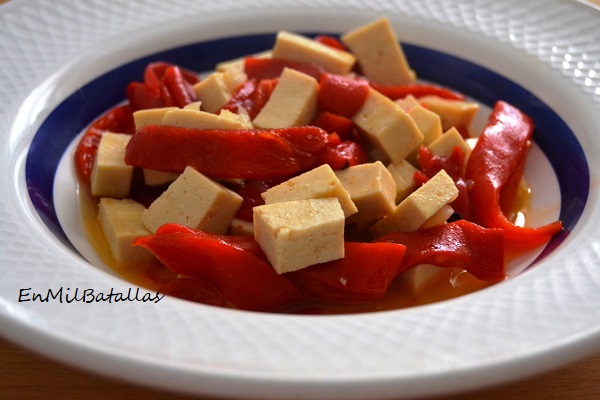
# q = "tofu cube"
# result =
<box><xmin>335</xmin><ymin>161</ymin><xmax>397</xmax><ymax>224</ymax></box>
<box><xmin>142</xmin><ymin>166</ymin><xmax>243</xmax><ymax>234</ymax></box>
<box><xmin>253</xmin><ymin>198</ymin><xmax>345</xmax><ymax>274</ymax></box>
<box><xmin>90</xmin><ymin>132</ymin><xmax>133</xmax><ymax>198</ymax></box>
<box><xmin>193</xmin><ymin>69</ymin><xmax>246</xmax><ymax>114</ymax></box>
<box><xmin>427</xmin><ymin>127</ymin><xmax>471</xmax><ymax>168</ymax></box>
<box><xmin>353</xmin><ymin>87</ymin><xmax>424</xmax><ymax>164</ymax></box>
<box><xmin>97</xmin><ymin>198</ymin><xmax>153</xmax><ymax>265</ymax></box>
<box><xmin>370</xmin><ymin>169</ymin><xmax>458</xmax><ymax>236</ymax></box>
<box><xmin>230</xmin><ymin>218</ymin><xmax>254</xmax><ymax>236</ymax></box>
<box><xmin>272</xmin><ymin>31</ymin><xmax>356</xmax><ymax>75</ymax></box>
<box><xmin>387</xmin><ymin>161</ymin><xmax>419</xmax><ymax>202</ymax></box>
<box><xmin>183</xmin><ymin>101</ymin><xmax>203</xmax><ymax>111</ymax></box>
<box><xmin>142</xmin><ymin>169</ymin><xmax>179</xmax><ymax>187</ymax></box>
<box><xmin>161</xmin><ymin>108</ymin><xmax>248</xmax><ymax>129</ymax></box>
<box><xmin>400</xmin><ymin>264</ymin><xmax>446</xmax><ymax>294</ymax></box>
<box><xmin>418</xmin><ymin>95</ymin><xmax>480</xmax><ymax>133</ymax></box>
<box><xmin>133</xmin><ymin>107</ymin><xmax>178</xmax><ymax>130</ymax></box>
<box><xmin>342</xmin><ymin>17</ymin><xmax>416</xmax><ymax>86</ymax></box>
<box><xmin>395</xmin><ymin>94</ymin><xmax>420</xmax><ymax>110</ymax></box>
<box><xmin>252</xmin><ymin>68</ymin><xmax>319</xmax><ymax>129</ymax></box>
<box><xmin>407</xmin><ymin>104</ymin><xmax>443</xmax><ymax>146</ymax></box>
<box><xmin>261</xmin><ymin>164</ymin><xmax>358</xmax><ymax>218</ymax></box>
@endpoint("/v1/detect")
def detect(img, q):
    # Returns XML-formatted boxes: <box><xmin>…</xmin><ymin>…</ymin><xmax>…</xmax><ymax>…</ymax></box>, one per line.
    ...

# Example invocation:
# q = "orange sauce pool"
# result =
<box><xmin>78</xmin><ymin>181</ymin><xmax>531</xmax><ymax>314</ymax></box>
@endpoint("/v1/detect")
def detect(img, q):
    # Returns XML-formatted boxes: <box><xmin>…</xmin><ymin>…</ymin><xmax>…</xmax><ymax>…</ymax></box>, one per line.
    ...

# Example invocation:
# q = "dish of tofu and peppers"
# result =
<box><xmin>73</xmin><ymin>17</ymin><xmax>563</xmax><ymax>314</ymax></box>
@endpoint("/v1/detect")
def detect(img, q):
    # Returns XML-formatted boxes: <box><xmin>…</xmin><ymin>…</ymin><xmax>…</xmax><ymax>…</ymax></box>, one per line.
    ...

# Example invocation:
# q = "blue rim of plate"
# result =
<box><xmin>25</xmin><ymin>33</ymin><xmax>589</xmax><ymax>260</ymax></box>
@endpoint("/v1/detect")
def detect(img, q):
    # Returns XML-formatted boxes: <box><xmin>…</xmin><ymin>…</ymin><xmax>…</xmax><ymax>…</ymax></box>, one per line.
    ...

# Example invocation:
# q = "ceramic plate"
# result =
<box><xmin>1</xmin><ymin>0</ymin><xmax>600</xmax><ymax>399</ymax></box>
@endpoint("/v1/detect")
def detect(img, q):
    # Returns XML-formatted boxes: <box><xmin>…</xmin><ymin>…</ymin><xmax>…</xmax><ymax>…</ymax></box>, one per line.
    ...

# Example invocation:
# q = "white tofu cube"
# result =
<box><xmin>407</xmin><ymin>104</ymin><xmax>443</xmax><ymax>146</ymax></box>
<box><xmin>253</xmin><ymin>198</ymin><xmax>345</xmax><ymax>274</ymax></box>
<box><xmin>90</xmin><ymin>132</ymin><xmax>133</xmax><ymax>198</ymax></box>
<box><xmin>192</xmin><ymin>70</ymin><xmax>246</xmax><ymax>114</ymax></box>
<box><xmin>97</xmin><ymin>198</ymin><xmax>153</xmax><ymax>265</ymax></box>
<box><xmin>400</xmin><ymin>264</ymin><xmax>446</xmax><ymax>294</ymax></box>
<box><xmin>161</xmin><ymin>108</ymin><xmax>248</xmax><ymax>129</ymax></box>
<box><xmin>342</xmin><ymin>17</ymin><xmax>416</xmax><ymax>85</ymax></box>
<box><xmin>261</xmin><ymin>164</ymin><xmax>358</xmax><ymax>218</ymax></box>
<box><xmin>387</xmin><ymin>161</ymin><xmax>419</xmax><ymax>203</ymax></box>
<box><xmin>252</xmin><ymin>68</ymin><xmax>319</xmax><ymax>129</ymax></box>
<box><xmin>335</xmin><ymin>161</ymin><xmax>397</xmax><ymax>224</ymax></box>
<box><xmin>428</xmin><ymin>127</ymin><xmax>471</xmax><ymax>159</ymax></box>
<box><xmin>418</xmin><ymin>95</ymin><xmax>480</xmax><ymax>133</ymax></box>
<box><xmin>370</xmin><ymin>169</ymin><xmax>458</xmax><ymax>236</ymax></box>
<box><xmin>133</xmin><ymin>107</ymin><xmax>178</xmax><ymax>130</ymax></box>
<box><xmin>183</xmin><ymin>101</ymin><xmax>203</xmax><ymax>111</ymax></box>
<box><xmin>395</xmin><ymin>94</ymin><xmax>420</xmax><ymax>110</ymax></box>
<box><xmin>272</xmin><ymin>31</ymin><xmax>356</xmax><ymax>75</ymax></box>
<box><xmin>230</xmin><ymin>218</ymin><xmax>254</xmax><ymax>236</ymax></box>
<box><xmin>142</xmin><ymin>169</ymin><xmax>179</xmax><ymax>187</ymax></box>
<box><xmin>142</xmin><ymin>166</ymin><xmax>243</xmax><ymax>234</ymax></box>
<box><xmin>353</xmin><ymin>87</ymin><xmax>424</xmax><ymax>164</ymax></box>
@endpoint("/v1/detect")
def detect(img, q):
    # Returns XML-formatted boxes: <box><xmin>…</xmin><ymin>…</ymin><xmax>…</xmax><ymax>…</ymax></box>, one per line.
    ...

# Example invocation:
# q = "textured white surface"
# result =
<box><xmin>1</xmin><ymin>0</ymin><xmax>600</xmax><ymax>399</ymax></box>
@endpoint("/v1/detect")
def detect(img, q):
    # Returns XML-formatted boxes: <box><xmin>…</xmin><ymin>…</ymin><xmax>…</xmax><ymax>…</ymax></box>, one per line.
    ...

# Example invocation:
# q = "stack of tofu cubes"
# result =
<box><xmin>90</xmin><ymin>17</ymin><xmax>478</xmax><ymax>276</ymax></box>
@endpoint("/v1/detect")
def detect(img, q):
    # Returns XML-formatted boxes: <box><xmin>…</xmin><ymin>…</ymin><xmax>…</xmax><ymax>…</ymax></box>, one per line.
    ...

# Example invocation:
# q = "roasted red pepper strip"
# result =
<box><xmin>312</xmin><ymin>111</ymin><xmax>355</xmax><ymax>140</ymax></box>
<box><xmin>143</xmin><ymin>61</ymin><xmax>199</xmax><ymax>92</ymax></box>
<box><xmin>375</xmin><ymin>220</ymin><xmax>506</xmax><ymax>282</ymax></box>
<box><xmin>128</xmin><ymin>62</ymin><xmax>199</xmax><ymax>111</ymax></box>
<box><xmin>220</xmin><ymin>78</ymin><xmax>278</xmax><ymax>120</ymax></box>
<box><xmin>126</xmin><ymin>82</ymin><xmax>165</xmax><ymax>111</ymax></box>
<box><xmin>465</xmin><ymin>101</ymin><xmax>563</xmax><ymax>247</ymax></box>
<box><xmin>319</xmin><ymin>140</ymin><xmax>369</xmax><ymax>170</ymax></box>
<box><xmin>318</xmin><ymin>73</ymin><xmax>369</xmax><ymax>118</ymax></box>
<box><xmin>244</xmin><ymin>57</ymin><xmax>326</xmax><ymax>81</ymax></box>
<box><xmin>314</xmin><ymin>35</ymin><xmax>347</xmax><ymax>51</ymax></box>
<box><xmin>159</xmin><ymin>278</ymin><xmax>226</xmax><ymax>307</ymax></box>
<box><xmin>287</xmin><ymin>242</ymin><xmax>406</xmax><ymax>302</ymax></box>
<box><xmin>160</xmin><ymin>66</ymin><xmax>198</xmax><ymax>108</ymax></box>
<box><xmin>74</xmin><ymin>105</ymin><xmax>135</xmax><ymax>184</ymax></box>
<box><xmin>155</xmin><ymin>224</ymin><xmax>268</xmax><ymax>262</ymax></box>
<box><xmin>370</xmin><ymin>82</ymin><xmax>466</xmax><ymax>101</ymax></box>
<box><xmin>233</xmin><ymin>179</ymin><xmax>284</xmax><ymax>222</ymax></box>
<box><xmin>133</xmin><ymin>229</ymin><xmax>304</xmax><ymax>312</ymax></box>
<box><xmin>124</xmin><ymin>125</ymin><xmax>336</xmax><ymax>180</ymax></box>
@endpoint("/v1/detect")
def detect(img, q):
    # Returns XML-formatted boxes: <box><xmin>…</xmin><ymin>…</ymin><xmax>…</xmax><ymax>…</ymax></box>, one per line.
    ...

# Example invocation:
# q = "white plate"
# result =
<box><xmin>1</xmin><ymin>0</ymin><xmax>600</xmax><ymax>399</ymax></box>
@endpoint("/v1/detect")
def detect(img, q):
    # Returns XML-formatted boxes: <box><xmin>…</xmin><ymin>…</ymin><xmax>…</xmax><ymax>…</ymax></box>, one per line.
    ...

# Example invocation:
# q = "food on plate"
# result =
<box><xmin>73</xmin><ymin>17</ymin><xmax>563</xmax><ymax>313</ymax></box>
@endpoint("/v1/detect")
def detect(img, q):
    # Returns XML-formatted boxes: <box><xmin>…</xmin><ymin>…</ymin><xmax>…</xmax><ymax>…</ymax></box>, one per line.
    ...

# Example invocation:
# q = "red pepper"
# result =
<box><xmin>160</xmin><ymin>66</ymin><xmax>197</xmax><ymax>108</ymax></box>
<box><xmin>375</xmin><ymin>220</ymin><xmax>506</xmax><ymax>282</ymax></box>
<box><xmin>126</xmin><ymin>82</ymin><xmax>165</xmax><ymax>111</ymax></box>
<box><xmin>124</xmin><ymin>125</ymin><xmax>336</xmax><ymax>180</ymax></box>
<box><xmin>314</xmin><ymin>35</ymin><xmax>347</xmax><ymax>51</ymax></box>
<box><xmin>311</xmin><ymin>111</ymin><xmax>355</xmax><ymax>141</ymax></box>
<box><xmin>73</xmin><ymin>105</ymin><xmax>135</xmax><ymax>184</ymax></box>
<box><xmin>465</xmin><ymin>101</ymin><xmax>563</xmax><ymax>248</ymax></box>
<box><xmin>220</xmin><ymin>78</ymin><xmax>278</xmax><ymax>120</ymax></box>
<box><xmin>244</xmin><ymin>57</ymin><xmax>325</xmax><ymax>81</ymax></box>
<box><xmin>159</xmin><ymin>278</ymin><xmax>226</xmax><ymax>307</ymax></box>
<box><xmin>233</xmin><ymin>179</ymin><xmax>285</xmax><ymax>222</ymax></box>
<box><xmin>143</xmin><ymin>61</ymin><xmax>199</xmax><ymax>92</ymax></box>
<box><xmin>319</xmin><ymin>140</ymin><xmax>369</xmax><ymax>170</ymax></box>
<box><xmin>370</xmin><ymin>82</ymin><xmax>466</xmax><ymax>101</ymax></box>
<box><xmin>287</xmin><ymin>242</ymin><xmax>406</xmax><ymax>302</ymax></box>
<box><xmin>133</xmin><ymin>228</ymin><xmax>304</xmax><ymax>312</ymax></box>
<box><xmin>317</xmin><ymin>73</ymin><xmax>369</xmax><ymax>118</ymax></box>
<box><xmin>127</xmin><ymin>62</ymin><xmax>199</xmax><ymax>111</ymax></box>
